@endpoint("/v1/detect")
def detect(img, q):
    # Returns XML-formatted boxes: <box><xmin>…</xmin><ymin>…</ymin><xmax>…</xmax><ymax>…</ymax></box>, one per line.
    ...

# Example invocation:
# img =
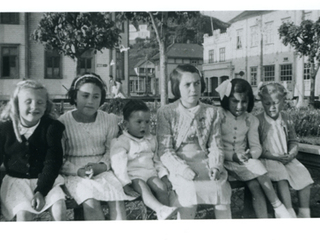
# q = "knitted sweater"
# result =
<box><xmin>156</xmin><ymin>100</ymin><xmax>225</xmax><ymax>175</ymax></box>
<box><xmin>0</xmin><ymin>116</ymin><xmax>65</xmax><ymax>196</ymax></box>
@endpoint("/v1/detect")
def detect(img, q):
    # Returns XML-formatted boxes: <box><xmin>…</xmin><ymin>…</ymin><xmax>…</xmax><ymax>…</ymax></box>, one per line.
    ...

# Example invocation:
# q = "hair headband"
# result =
<box><xmin>74</xmin><ymin>74</ymin><xmax>106</xmax><ymax>88</ymax></box>
<box><xmin>215</xmin><ymin>79</ymin><xmax>232</xmax><ymax>100</ymax></box>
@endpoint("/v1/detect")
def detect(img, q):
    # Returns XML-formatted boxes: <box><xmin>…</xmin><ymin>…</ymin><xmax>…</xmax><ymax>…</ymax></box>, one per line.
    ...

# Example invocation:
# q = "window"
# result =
<box><xmin>79</xmin><ymin>50</ymin><xmax>94</xmax><ymax>75</ymax></box>
<box><xmin>280</xmin><ymin>64</ymin><xmax>292</xmax><ymax>82</ymax></box>
<box><xmin>1</xmin><ymin>45</ymin><xmax>19</xmax><ymax>78</ymax></box>
<box><xmin>219</xmin><ymin>48</ymin><xmax>225</xmax><ymax>62</ymax></box>
<box><xmin>304</xmin><ymin>63</ymin><xmax>311</xmax><ymax>80</ymax></box>
<box><xmin>250</xmin><ymin>67</ymin><xmax>258</xmax><ymax>86</ymax></box>
<box><xmin>263</xmin><ymin>65</ymin><xmax>275</xmax><ymax>82</ymax></box>
<box><xmin>79</xmin><ymin>58</ymin><xmax>92</xmax><ymax>75</ymax></box>
<box><xmin>236</xmin><ymin>29</ymin><xmax>243</xmax><ymax>49</ymax></box>
<box><xmin>190</xmin><ymin>60</ymin><xmax>198</xmax><ymax>65</ymax></box>
<box><xmin>265</xmin><ymin>21</ymin><xmax>274</xmax><ymax>44</ymax></box>
<box><xmin>209</xmin><ymin>50</ymin><xmax>214</xmax><ymax>63</ymax></box>
<box><xmin>0</xmin><ymin>13</ymin><xmax>19</xmax><ymax>24</ymax></box>
<box><xmin>45</xmin><ymin>50</ymin><xmax>62</xmax><ymax>79</ymax></box>
<box><xmin>116</xmin><ymin>50</ymin><xmax>125</xmax><ymax>80</ymax></box>
<box><xmin>250</xmin><ymin>25</ymin><xmax>258</xmax><ymax>47</ymax></box>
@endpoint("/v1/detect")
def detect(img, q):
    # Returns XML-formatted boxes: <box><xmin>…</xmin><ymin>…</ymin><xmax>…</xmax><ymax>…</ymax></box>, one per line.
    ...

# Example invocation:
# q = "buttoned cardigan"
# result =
<box><xmin>156</xmin><ymin>100</ymin><xmax>224</xmax><ymax>176</ymax></box>
<box><xmin>0</xmin><ymin>116</ymin><xmax>65</xmax><ymax>196</ymax></box>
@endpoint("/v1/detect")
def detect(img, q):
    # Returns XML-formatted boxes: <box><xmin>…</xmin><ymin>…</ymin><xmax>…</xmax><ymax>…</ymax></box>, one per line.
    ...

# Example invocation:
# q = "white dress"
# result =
<box><xmin>59</xmin><ymin>110</ymin><xmax>135</xmax><ymax>204</ymax></box>
<box><xmin>111</xmin><ymin>131</ymin><xmax>168</xmax><ymax>186</ymax></box>
<box><xmin>258</xmin><ymin>112</ymin><xmax>314</xmax><ymax>190</ymax></box>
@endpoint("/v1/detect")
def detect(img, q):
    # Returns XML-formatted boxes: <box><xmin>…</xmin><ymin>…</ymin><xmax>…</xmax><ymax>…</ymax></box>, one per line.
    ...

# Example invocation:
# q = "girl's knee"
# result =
<box><xmin>83</xmin><ymin>198</ymin><xmax>101</xmax><ymax>209</ymax></box>
<box><xmin>246</xmin><ymin>179</ymin><xmax>260</xmax><ymax>190</ymax></box>
<box><xmin>16</xmin><ymin>211</ymin><xmax>34</xmax><ymax>221</ymax></box>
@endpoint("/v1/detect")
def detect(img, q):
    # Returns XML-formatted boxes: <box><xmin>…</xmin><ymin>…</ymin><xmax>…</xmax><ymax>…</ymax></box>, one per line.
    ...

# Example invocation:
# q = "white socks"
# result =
<box><xmin>298</xmin><ymin>208</ymin><xmax>310</xmax><ymax>218</ymax></box>
<box><xmin>274</xmin><ymin>203</ymin><xmax>292</xmax><ymax>218</ymax></box>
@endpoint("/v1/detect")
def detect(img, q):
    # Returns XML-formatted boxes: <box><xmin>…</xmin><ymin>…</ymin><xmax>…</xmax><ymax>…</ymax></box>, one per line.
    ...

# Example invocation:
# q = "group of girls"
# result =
<box><xmin>0</xmin><ymin>63</ymin><xmax>313</xmax><ymax>221</ymax></box>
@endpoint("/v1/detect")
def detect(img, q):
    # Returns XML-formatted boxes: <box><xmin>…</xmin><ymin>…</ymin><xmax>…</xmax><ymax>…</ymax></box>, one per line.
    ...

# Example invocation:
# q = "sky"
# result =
<box><xmin>201</xmin><ymin>11</ymin><xmax>243</xmax><ymax>22</ymax></box>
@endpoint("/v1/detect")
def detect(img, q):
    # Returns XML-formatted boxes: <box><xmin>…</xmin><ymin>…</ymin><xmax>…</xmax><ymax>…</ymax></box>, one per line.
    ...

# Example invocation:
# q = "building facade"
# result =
<box><xmin>0</xmin><ymin>12</ymin><xmax>129</xmax><ymax>100</ymax></box>
<box><xmin>203</xmin><ymin>10</ymin><xmax>320</xmax><ymax>98</ymax></box>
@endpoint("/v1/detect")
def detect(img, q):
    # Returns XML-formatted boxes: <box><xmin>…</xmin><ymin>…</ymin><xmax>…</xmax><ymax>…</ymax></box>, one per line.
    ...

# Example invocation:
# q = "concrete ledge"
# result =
<box><xmin>297</xmin><ymin>144</ymin><xmax>320</xmax><ymax>169</ymax></box>
<box><xmin>299</xmin><ymin>143</ymin><xmax>320</xmax><ymax>155</ymax></box>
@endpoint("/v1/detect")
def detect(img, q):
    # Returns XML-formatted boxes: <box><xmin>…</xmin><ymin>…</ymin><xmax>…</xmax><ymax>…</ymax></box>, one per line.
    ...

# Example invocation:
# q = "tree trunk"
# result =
<box><xmin>159</xmin><ymin>41</ymin><xmax>168</xmax><ymax>106</ymax></box>
<box><xmin>309</xmin><ymin>62</ymin><xmax>316</xmax><ymax>107</ymax></box>
<box><xmin>296</xmin><ymin>57</ymin><xmax>305</xmax><ymax>108</ymax></box>
<box><xmin>295</xmin><ymin>80</ymin><xmax>305</xmax><ymax>108</ymax></box>
<box><xmin>75</xmin><ymin>57</ymin><xmax>80</xmax><ymax>77</ymax></box>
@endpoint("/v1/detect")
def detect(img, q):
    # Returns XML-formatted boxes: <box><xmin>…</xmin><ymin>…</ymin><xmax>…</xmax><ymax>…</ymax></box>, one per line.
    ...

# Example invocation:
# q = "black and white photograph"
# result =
<box><xmin>0</xmin><ymin>1</ymin><xmax>320</xmax><ymax>239</ymax></box>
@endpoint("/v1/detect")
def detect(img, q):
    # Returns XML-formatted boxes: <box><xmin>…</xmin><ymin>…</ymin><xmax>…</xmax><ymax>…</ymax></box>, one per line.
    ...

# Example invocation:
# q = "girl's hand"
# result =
<box><xmin>233</xmin><ymin>153</ymin><xmax>246</xmax><ymax>165</ymax></box>
<box><xmin>123</xmin><ymin>184</ymin><xmax>140</xmax><ymax>198</ymax></box>
<box><xmin>209</xmin><ymin>168</ymin><xmax>220</xmax><ymax>181</ymax></box>
<box><xmin>278</xmin><ymin>154</ymin><xmax>294</xmax><ymax>165</ymax></box>
<box><xmin>77</xmin><ymin>167</ymin><xmax>93</xmax><ymax>179</ymax></box>
<box><xmin>31</xmin><ymin>192</ymin><xmax>45</xmax><ymax>212</ymax></box>
<box><xmin>182</xmin><ymin>167</ymin><xmax>196</xmax><ymax>180</ymax></box>
<box><xmin>86</xmin><ymin>162</ymin><xmax>109</xmax><ymax>176</ymax></box>
<box><xmin>161</xmin><ymin>175</ymin><xmax>172</xmax><ymax>191</ymax></box>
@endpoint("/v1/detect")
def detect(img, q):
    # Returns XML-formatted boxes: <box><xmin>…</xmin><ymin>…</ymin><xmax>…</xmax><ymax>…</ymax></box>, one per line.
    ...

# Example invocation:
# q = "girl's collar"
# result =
<box><xmin>264</xmin><ymin>112</ymin><xmax>283</xmax><ymax>124</ymax></box>
<box><xmin>178</xmin><ymin>100</ymin><xmax>201</xmax><ymax>114</ymax></box>
<box><xmin>71</xmin><ymin>109</ymin><xmax>99</xmax><ymax>123</ymax></box>
<box><xmin>123</xmin><ymin>130</ymin><xmax>152</xmax><ymax>142</ymax></box>
<box><xmin>224</xmin><ymin>108</ymin><xmax>246</xmax><ymax>120</ymax></box>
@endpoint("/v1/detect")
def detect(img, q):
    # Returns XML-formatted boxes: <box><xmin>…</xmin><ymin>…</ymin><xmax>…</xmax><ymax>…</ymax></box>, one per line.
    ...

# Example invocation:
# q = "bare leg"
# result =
<box><xmin>177</xmin><ymin>206</ymin><xmax>197</xmax><ymax>219</ymax></box>
<box><xmin>256</xmin><ymin>174</ymin><xmax>280</xmax><ymax>205</ymax></box>
<box><xmin>277</xmin><ymin>181</ymin><xmax>296</xmax><ymax>217</ymax></box>
<box><xmin>83</xmin><ymin>198</ymin><xmax>105</xmax><ymax>220</ymax></box>
<box><xmin>257</xmin><ymin>174</ymin><xmax>291</xmax><ymax>218</ymax></box>
<box><xmin>50</xmin><ymin>199</ymin><xmax>67</xmax><ymax>221</ymax></box>
<box><xmin>108</xmin><ymin>201</ymin><xmax>126</xmax><ymax>220</ymax></box>
<box><xmin>214</xmin><ymin>204</ymin><xmax>232</xmax><ymax>219</ymax></box>
<box><xmin>147</xmin><ymin>177</ymin><xmax>169</xmax><ymax>206</ymax></box>
<box><xmin>16</xmin><ymin>210</ymin><xmax>34</xmax><ymax>221</ymax></box>
<box><xmin>246</xmin><ymin>179</ymin><xmax>268</xmax><ymax>218</ymax></box>
<box><xmin>132</xmin><ymin>179</ymin><xmax>163</xmax><ymax>212</ymax></box>
<box><xmin>277</xmin><ymin>180</ymin><xmax>292</xmax><ymax>209</ymax></box>
<box><xmin>297</xmin><ymin>185</ymin><xmax>311</xmax><ymax>218</ymax></box>
<box><xmin>298</xmin><ymin>185</ymin><xmax>311</xmax><ymax>208</ymax></box>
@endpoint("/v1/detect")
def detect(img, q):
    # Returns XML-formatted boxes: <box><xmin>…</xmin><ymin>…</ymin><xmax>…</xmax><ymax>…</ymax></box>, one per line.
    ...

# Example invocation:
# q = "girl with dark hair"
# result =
<box><xmin>216</xmin><ymin>78</ymin><xmax>291</xmax><ymax>218</ymax></box>
<box><xmin>59</xmin><ymin>73</ymin><xmax>133</xmax><ymax>220</ymax></box>
<box><xmin>157</xmin><ymin>64</ymin><xmax>232</xmax><ymax>219</ymax></box>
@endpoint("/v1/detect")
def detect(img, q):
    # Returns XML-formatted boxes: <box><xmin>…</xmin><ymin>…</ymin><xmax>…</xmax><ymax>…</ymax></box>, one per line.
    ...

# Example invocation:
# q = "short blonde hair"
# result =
<box><xmin>258</xmin><ymin>82</ymin><xmax>287</xmax><ymax>100</ymax></box>
<box><xmin>0</xmin><ymin>80</ymin><xmax>56</xmax><ymax>142</ymax></box>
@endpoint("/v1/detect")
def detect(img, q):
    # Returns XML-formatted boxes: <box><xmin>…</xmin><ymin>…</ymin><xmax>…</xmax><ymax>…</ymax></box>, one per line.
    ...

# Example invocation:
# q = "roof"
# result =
<box><xmin>228</xmin><ymin>11</ymin><xmax>274</xmax><ymax>24</ymax></box>
<box><xmin>151</xmin><ymin>43</ymin><xmax>203</xmax><ymax>60</ymax></box>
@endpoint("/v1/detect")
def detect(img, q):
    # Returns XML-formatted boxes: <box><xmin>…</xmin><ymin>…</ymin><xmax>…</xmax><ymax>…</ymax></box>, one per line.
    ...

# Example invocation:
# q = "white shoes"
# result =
<box><xmin>274</xmin><ymin>203</ymin><xmax>292</xmax><ymax>218</ymax></box>
<box><xmin>157</xmin><ymin>206</ymin><xmax>178</xmax><ymax>220</ymax></box>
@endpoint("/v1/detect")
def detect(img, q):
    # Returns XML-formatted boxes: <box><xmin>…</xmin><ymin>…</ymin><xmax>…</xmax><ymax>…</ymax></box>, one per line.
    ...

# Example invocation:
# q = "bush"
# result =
<box><xmin>286</xmin><ymin>107</ymin><xmax>320</xmax><ymax>138</ymax></box>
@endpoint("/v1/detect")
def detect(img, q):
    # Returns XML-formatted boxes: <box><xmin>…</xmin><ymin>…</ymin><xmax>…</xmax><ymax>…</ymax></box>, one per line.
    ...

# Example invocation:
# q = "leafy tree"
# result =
<box><xmin>32</xmin><ymin>12</ymin><xmax>121</xmax><ymax>75</ymax></box>
<box><xmin>118</xmin><ymin>11</ymin><xmax>228</xmax><ymax>106</ymax></box>
<box><xmin>279</xmin><ymin>18</ymin><xmax>320</xmax><ymax>107</ymax></box>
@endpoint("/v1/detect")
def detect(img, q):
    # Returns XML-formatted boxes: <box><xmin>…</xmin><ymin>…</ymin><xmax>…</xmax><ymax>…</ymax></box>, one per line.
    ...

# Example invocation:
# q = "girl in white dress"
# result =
<box><xmin>216</xmin><ymin>78</ymin><xmax>291</xmax><ymax>218</ymax></box>
<box><xmin>59</xmin><ymin>73</ymin><xmax>134</xmax><ymax>220</ymax></box>
<box><xmin>257</xmin><ymin>82</ymin><xmax>314</xmax><ymax>218</ymax></box>
<box><xmin>157</xmin><ymin>64</ymin><xmax>232</xmax><ymax>219</ymax></box>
